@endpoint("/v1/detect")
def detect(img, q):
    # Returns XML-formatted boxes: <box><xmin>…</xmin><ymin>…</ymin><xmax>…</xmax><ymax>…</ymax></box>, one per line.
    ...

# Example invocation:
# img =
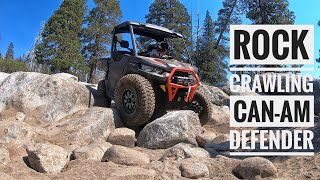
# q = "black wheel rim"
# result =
<box><xmin>190</xmin><ymin>100</ymin><xmax>204</xmax><ymax>116</ymax></box>
<box><xmin>122</xmin><ymin>89</ymin><xmax>136</xmax><ymax>114</ymax></box>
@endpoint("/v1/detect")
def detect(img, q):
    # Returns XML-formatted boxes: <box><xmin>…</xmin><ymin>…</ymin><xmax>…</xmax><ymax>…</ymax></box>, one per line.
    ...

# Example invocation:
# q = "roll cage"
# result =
<box><xmin>111</xmin><ymin>21</ymin><xmax>183</xmax><ymax>57</ymax></box>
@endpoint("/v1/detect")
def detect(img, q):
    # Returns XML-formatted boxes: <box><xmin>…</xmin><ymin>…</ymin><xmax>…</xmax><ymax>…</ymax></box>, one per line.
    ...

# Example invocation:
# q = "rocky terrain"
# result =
<box><xmin>0</xmin><ymin>72</ymin><xmax>319</xmax><ymax>180</ymax></box>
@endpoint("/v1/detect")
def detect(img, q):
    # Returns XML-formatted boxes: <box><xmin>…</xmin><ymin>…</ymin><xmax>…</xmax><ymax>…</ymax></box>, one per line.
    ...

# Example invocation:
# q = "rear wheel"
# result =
<box><xmin>187</xmin><ymin>90</ymin><xmax>213</xmax><ymax>125</ymax></box>
<box><xmin>114</xmin><ymin>74</ymin><xmax>155</xmax><ymax>127</ymax></box>
<box><xmin>97</xmin><ymin>80</ymin><xmax>111</xmax><ymax>108</ymax></box>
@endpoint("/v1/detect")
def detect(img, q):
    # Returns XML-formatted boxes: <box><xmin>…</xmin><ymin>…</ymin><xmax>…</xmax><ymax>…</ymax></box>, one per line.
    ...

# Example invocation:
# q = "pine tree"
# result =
<box><xmin>216</xmin><ymin>0</ymin><xmax>295</xmax><ymax>75</ymax></box>
<box><xmin>36</xmin><ymin>0</ymin><xmax>86</xmax><ymax>73</ymax></box>
<box><xmin>198</xmin><ymin>11</ymin><xmax>228</xmax><ymax>84</ymax></box>
<box><xmin>0</xmin><ymin>52</ymin><xmax>2</xmax><ymax>59</ymax></box>
<box><xmin>82</xmin><ymin>0</ymin><xmax>122</xmax><ymax>83</ymax></box>
<box><xmin>244</xmin><ymin>0</ymin><xmax>295</xmax><ymax>25</ymax></box>
<box><xmin>5</xmin><ymin>42</ymin><xmax>15</xmax><ymax>60</ymax></box>
<box><xmin>145</xmin><ymin>0</ymin><xmax>192</xmax><ymax>61</ymax></box>
<box><xmin>245</xmin><ymin>0</ymin><xmax>295</xmax><ymax>71</ymax></box>
<box><xmin>26</xmin><ymin>22</ymin><xmax>46</xmax><ymax>72</ymax></box>
<box><xmin>215</xmin><ymin>0</ymin><xmax>243</xmax><ymax>48</ymax></box>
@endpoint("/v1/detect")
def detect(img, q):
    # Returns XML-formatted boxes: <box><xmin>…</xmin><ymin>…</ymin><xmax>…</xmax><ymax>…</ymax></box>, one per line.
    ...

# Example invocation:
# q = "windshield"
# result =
<box><xmin>134</xmin><ymin>29</ymin><xmax>189</xmax><ymax>61</ymax></box>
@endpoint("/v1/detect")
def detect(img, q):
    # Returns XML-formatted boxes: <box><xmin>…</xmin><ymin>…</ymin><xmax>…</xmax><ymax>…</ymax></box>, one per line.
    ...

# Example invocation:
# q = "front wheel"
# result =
<box><xmin>187</xmin><ymin>90</ymin><xmax>213</xmax><ymax>125</ymax></box>
<box><xmin>114</xmin><ymin>74</ymin><xmax>155</xmax><ymax>127</ymax></box>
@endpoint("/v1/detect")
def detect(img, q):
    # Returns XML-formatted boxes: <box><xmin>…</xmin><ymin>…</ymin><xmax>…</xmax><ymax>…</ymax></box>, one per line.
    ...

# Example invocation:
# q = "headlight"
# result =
<box><xmin>141</xmin><ymin>64</ymin><xmax>163</xmax><ymax>74</ymax></box>
<box><xmin>141</xmin><ymin>64</ymin><xmax>153</xmax><ymax>72</ymax></box>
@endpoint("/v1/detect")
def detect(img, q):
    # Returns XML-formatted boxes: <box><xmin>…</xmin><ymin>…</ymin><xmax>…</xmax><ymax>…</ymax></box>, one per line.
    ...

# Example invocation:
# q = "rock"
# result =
<box><xmin>0</xmin><ymin>72</ymin><xmax>10</xmax><ymax>84</ymax></box>
<box><xmin>51</xmin><ymin>73</ymin><xmax>78</xmax><ymax>82</ymax></box>
<box><xmin>107</xmin><ymin>128</ymin><xmax>136</xmax><ymax>147</ymax></box>
<box><xmin>137</xmin><ymin>111</ymin><xmax>202</xmax><ymax>149</ymax></box>
<box><xmin>15</xmin><ymin>112</ymin><xmax>25</xmax><ymax>121</ymax></box>
<box><xmin>160</xmin><ymin>143</ymin><xmax>210</xmax><ymax>161</ymax></box>
<box><xmin>208</xmin><ymin>104</ymin><xmax>230</xmax><ymax>125</ymax></box>
<box><xmin>102</xmin><ymin>145</ymin><xmax>150</xmax><ymax>166</ymax></box>
<box><xmin>0</xmin><ymin>72</ymin><xmax>92</xmax><ymax>125</ymax></box>
<box><xmin>180</xmin><ymin>159</ymin><xmax>209</xmax><ymax>179</ymax></box>
<box><xmin>199</xmin><ymin>84</ymin><xmax>230</xmax><ymax>106</ymax></box>
<box><xmin>0</xmin><ymin>148</ymin><xmax>10</xmax><ymax>165</ymax></box>
<box><xmin>72</xmin><ymin>140</ymin><xmax>112</xmax><ymax>161</ymax></box>
<box><xmin>196</xmin><ymin>132</ymin><xmax>217</xmax><ymax>148</ymax></box>
<box><xmin>205</xmin><ymin>134</ymin><xmax>230</xmax><ymax>157</ymax></box>
<box><xmin>46</xmin><ymin>107</ymin><xmax>117</xmax><ymax>147</ymax></box>
<box><xmin>219</xmin><ymin>85</ymin><xmax>232</xmax><ymax>96</ymax></box>
<box><xmin>27</xmin><ymin>143</ymin><xmax>69</xmax><ymax>173</ymax></box>
<box><xmin>211</xmin><ymin>134</ymin><xmax>230</xmax><ymax>144</ymax></box>
<box><xmin>0</xmin><ymin>122</ymin><xmax>35</xmax><ymax>146</ymax></box>
<box><xmin>232</xmin><ymin>157</ymin><xmax>278</xmax><ymax>180</ymax></box>
<box><xmin>109</xmin><ymin>167</ymin><xmax>156</xmax><ymax>180</ymax></box>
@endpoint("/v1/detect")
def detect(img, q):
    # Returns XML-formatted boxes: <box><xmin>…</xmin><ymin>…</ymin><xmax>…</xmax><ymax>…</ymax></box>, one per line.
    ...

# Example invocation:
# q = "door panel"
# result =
<box><xmin>107</xmin><ymin>54</ymin><xmax>130</xmax><ymax>97</ymax></box>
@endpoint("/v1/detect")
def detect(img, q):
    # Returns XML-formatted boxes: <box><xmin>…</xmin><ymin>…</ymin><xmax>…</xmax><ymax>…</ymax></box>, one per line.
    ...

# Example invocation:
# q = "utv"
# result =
<box><xmin>97</xmin><ymin>21</ymin><xmax>212</xmax><ymax>127</ymax></box>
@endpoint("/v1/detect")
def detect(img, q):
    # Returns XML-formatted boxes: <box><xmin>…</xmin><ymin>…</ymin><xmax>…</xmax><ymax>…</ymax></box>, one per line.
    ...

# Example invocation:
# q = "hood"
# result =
<box><xmin>138</xmin><ymin>56</ymin><xmax>194</xmax><ymax>72</ymax></box>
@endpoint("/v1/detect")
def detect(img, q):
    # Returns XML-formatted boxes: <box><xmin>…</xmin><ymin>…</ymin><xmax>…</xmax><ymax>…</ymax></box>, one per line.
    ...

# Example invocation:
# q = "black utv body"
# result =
<box><xmin>97</xmin><ymin>21</ymin><xmax>212</xmax><ymax>127</ymax></box>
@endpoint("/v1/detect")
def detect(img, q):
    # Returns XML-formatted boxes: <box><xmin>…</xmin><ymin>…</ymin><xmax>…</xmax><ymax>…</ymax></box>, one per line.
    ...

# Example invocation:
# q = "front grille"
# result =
<box><xmin>171</xmin><ymin>76</ymin><xmax>195</xmax><ymax>86</ymax></box>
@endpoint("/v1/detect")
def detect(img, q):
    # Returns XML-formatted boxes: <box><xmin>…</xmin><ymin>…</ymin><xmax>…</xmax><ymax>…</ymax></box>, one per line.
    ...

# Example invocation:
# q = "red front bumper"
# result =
<box><xmin>167</xmin><ymin>67</ymin><xmax>200</xmax><ymax>102</ymax></box>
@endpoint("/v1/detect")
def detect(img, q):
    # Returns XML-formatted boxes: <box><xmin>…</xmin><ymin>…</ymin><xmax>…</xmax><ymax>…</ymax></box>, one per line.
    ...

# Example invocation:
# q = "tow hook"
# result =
<box><xmin>184</xmin><ymin>87</ymin><xmax>191</xmax><ymax>102</ymax></box>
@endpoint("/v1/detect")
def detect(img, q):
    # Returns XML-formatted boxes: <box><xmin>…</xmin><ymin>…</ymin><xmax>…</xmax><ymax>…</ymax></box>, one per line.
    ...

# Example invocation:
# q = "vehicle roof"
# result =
<box><xmin>114</xmin><ymin>21</ymin><xmax>183</xmax><ymax>41</ymax></box>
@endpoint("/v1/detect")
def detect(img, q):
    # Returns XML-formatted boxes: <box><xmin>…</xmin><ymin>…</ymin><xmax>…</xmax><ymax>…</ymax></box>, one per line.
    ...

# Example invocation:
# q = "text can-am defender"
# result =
<box><xmin>98</xmin><ymin>21</ymin><xmax>212</xmax><ymax>127</ymax></box>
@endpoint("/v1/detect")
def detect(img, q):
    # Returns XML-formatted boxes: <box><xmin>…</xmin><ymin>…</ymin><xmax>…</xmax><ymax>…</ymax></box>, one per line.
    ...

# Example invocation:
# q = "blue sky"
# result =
<box><xmin>0</xmin><ymin>0</ymin><xmax>319</xmax><ymax>76</ymax></box>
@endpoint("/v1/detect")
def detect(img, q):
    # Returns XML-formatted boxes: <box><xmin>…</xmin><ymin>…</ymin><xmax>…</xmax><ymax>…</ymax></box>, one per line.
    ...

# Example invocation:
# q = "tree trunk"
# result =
<box><xmin>88</xmin><ymin>63</ymin><xmax>96</xmax><ymax>83</ymax></box>
<box><xmin>214</xmin><ymin>0</ymin><xmax>237</xmax><ymax>49</ymax></box>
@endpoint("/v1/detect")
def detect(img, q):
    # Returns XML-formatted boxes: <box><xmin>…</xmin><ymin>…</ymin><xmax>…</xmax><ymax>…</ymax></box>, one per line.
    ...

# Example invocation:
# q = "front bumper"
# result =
<box><xmin>167</xmin><ymin>68</ymin><xmax>199</xmax><ymax>102</ymax></box>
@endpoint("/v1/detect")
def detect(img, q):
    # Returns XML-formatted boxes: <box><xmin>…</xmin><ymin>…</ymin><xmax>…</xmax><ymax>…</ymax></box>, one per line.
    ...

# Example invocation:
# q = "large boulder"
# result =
<box><xmin>0</xmin><ymin>72</ymin><xmax>10</xmax><ymax>84</ymax></box>
<box><xmin>107</xmin><ymin>128</ymin><xmax>136</xmax><ymax>147</ymax></box>
<box><xmin>0</xmin><ymin>72</ymin><xmax>92</xmax><ymax>125</ymax></box>
<box><xmin>72</xmin><ymin>140</ymin><xmax>112</xmax><ymax>161</ymax></box>
<box><xmin>51</xmin><ymin>73</ymin><xmax>78</xmax><ymax>82</ymax></box>
<box><xmin>45</xmin><ymin>107</ymin><xmax>118</xmax><ymax>147</ymax></box>
<box><xmin>208</xmin><ymin>104</ymin><xmax>230</xmax><ymax>125</ymax></box>
<box><xmin>199</xmin><ymin>84</ymin><xmax>229</xmax><ymax>106</ymax></box>
<box><xmin>232</xmin><ymin>157</ymin><xmax>278</xmax><ymax>180</ymax></box>
<box><xmin>137</xmin><ymin>111</ymin><xmax>202</xmax><ymax>149</ymax></box>
<box><xmin>102</xmin><ymin>145</ymin><xmax>150</xmax><ymax>166</ymax></box>
<box><xmin>26</xmin><ymin>143</ymin><xmax>69</xmax><ymax>173</ymax></box>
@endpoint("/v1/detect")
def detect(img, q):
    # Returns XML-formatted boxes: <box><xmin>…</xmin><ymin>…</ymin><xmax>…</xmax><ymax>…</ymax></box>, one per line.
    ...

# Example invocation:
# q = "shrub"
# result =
<box><xmin>0</xmin><ymin>59</ymin><xmax>27</xmax><ymax>73</ymax></box>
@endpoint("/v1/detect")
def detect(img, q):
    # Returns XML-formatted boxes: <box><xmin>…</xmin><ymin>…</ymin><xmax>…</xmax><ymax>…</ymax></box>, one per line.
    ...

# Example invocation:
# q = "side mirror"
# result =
<box><xmin>120</xmin><ymin>40</ymin><xmax>129</xmax><ymax>49</ymax></box>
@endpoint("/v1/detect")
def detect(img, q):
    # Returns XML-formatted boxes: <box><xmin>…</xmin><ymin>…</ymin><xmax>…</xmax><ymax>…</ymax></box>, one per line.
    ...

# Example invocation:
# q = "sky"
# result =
<box><xmin>0</xmin><ymin>0</ymin><xmax>319</xmax><ymax>76</ymax></box>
